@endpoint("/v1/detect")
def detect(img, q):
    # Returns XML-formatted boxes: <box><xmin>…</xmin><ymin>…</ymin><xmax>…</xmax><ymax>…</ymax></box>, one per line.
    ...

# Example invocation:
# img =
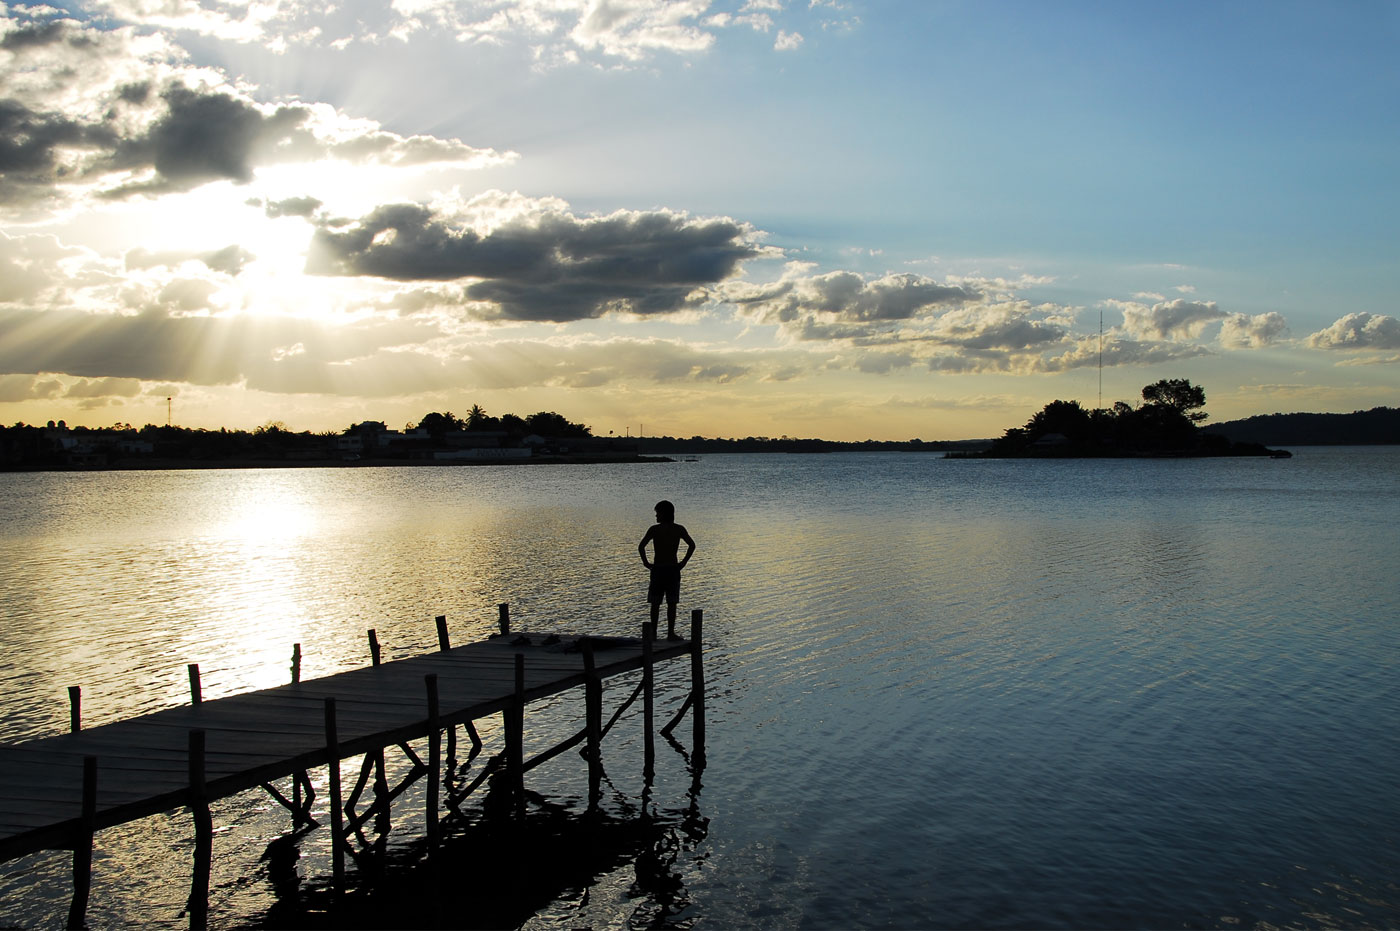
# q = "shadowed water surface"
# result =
<box><xmin>1</xmin><ymin>448</ymin><xmax>1397</xmax><ymax>928</ymax></box>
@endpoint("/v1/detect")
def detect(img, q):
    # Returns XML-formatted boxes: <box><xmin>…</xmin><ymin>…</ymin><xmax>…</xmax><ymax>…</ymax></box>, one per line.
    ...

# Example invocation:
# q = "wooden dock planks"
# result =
<box><xmin>0</xmin><ymin>631</ymin><xmax>693</xmax><ymax>863</ymax></box>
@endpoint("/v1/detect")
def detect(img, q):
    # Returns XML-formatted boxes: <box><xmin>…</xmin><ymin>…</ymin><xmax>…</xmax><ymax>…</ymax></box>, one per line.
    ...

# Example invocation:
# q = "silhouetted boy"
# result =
<box><xmin>638</xmin><ymin>500</ymin><xmax>696</xmax><ymax>639</ymax></box>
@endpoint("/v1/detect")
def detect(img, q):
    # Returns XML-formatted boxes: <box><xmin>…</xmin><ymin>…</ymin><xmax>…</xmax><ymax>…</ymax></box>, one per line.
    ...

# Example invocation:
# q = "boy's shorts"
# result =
<box><xmin>648</xmin><ymin>565</ymin><xmax>681</xmax><ymax>605</ymax></box>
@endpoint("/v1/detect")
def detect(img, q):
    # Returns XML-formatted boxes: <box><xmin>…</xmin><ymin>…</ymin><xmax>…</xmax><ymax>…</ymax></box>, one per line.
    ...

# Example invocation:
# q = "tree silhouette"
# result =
<box><xmin>417</xmin><ymin>411</ymin><xmax>462</xmax><ymax>439</ymax></box>
<box><xmin>1141</xmin><ymin>378</ymin><xmax>1208</xmax><ymax>423</ymax></box>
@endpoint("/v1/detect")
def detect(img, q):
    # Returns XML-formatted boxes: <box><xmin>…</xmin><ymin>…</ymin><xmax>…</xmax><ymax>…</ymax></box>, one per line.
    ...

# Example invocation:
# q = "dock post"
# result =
<box><xmin>425</xmin><ymin>674</ymin><xmax>441</xmax><ymax>851</ymax></box>
<box><xmin>187</xmin><ymin>730</ymin><xmax>212</xmax><ymax>931</ymax></box>
<box><xmin>366</xmin><ymin>629</ymin><xmax>389</xmax><ymax>843</ymax></box>
<box><xmin>65</xmin><ymin>755</ymin><xmax>97</xmax><ymax>930</ymax></box>
<box><xmin>642</xmin><ymin>624</ymin><xmax>655</xmax><ymax>781</ymax></box>
<box><xmin>68</xmin><ymin>686</ymin><xmax>81</xmax><ymax>732</ymax></box>
<box><xmin>435</xmin><ymin>615</ymin><xmax>450</xmax><ymax>651</ymax></box>
<box><xmin>582</xmin><ymin>640</ymin><xmax>603</xmax><ymax>811</ymax></box>
<box><xmin>188</xmin><ymin>663</ymin><xmax>202</xmax><ymax>705</ymax></box>
<box><xmin>324</xmin><ymin>698</ymin><xmax>345</xmax><ymax>890</ymax></box>
<box><xmin>288</xmin><ymin>644</ymin><xmax>302</xmax><ymax>823</ymax></box>
<box><xmin>506</xmin><ymin>653</ymin><xmax>525</xmax><ymax>816</ymax></box>
<box><xmin>690</xmin><ymin>609</ymin><xmax>706</xmax><ymax>766</ymax></box>
<box><xmin>498</xmin><ymin>602</ymin><xmax>510</xmax><ymax>636</ymax></box>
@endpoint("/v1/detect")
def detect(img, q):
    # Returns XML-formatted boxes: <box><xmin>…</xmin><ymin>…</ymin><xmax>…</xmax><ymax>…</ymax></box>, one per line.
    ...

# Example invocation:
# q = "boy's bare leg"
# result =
<box><xmin>666</xmin><ymin>601</ymin><xmax>678</xmax><ymax>640</ymax></box>
<box><xmin>649</xmin><ymin>601</ymin><xmax>660</xmax><ymax>640</ymax></box>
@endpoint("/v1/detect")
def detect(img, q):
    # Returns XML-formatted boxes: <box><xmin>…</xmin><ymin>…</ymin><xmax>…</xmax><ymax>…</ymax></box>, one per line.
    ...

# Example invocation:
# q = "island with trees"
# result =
<box><xmin>968</xmin><ymin>379</ymin><xmax>1292</xmax><ymax>458</ymax></box>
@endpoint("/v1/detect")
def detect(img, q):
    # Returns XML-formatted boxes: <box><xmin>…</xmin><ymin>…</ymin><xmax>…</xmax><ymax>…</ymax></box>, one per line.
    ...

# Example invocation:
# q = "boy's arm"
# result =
<box><xmin>678</xmin><ymin>527</ymin><xmax>696</xmax><ymax>568</ymax></box>
<box><xmin>638</xmin><ymin>527</ymin><xmax>655</xmax><ymax>567</ymax></box>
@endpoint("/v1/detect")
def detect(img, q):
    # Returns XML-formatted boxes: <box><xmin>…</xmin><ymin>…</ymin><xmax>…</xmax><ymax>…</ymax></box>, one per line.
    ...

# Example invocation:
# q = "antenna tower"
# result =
<box><xmin>167</xmin><ymin>396</ymin><xmax>172</xmax><ymax>427</ymax></box>
<box><xmin>1098</xmin><ymin>311</ymin><xmax>1103</xmax><ymax>410</ymax></box>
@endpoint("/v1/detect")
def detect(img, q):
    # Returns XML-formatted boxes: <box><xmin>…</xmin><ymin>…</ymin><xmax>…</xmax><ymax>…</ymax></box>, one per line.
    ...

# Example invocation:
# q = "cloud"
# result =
<box><xmin>1306</xmin><ymin>312</ymin><xmax>1400</xmax><ymax>351</ymax></box>
<box><xmin>774</xmin><ymin>29</ymin><xmax>803</xmax><ymax>50</ymax></box>
<box><xmin>0</xmin><ymin>11</ymin><xmax>514</xmax><ymax>208</ymax></box>
<box><xmin>261</xmin><ymin>195</ymin><xmax>323</xmax><ymax>218</ymax></box>
<box><xmin>1219</xmin><ymin>311</ymin><xmax>1287</xmax><ymax>348</ymax></box>
<box><xmin>306</xmin><ymin>197</ymin><xmax>765</xmax><ymax>321</ymax></box>
<box><xmin>1116</xmin><ymin>298</ymin><xmax>1226</xmax><ymax>341</ymax></box>
<box><xmin>124</xmin><ymin>244</ymin><xmax>255</xmax><ymax>275</ymax></box>
<box><xmin>0</xmin><ymin>304</ymin><xmax>445</xmax><ymax>391</ymax></box>
<box><xmin>727</xmin><ymin>268</ymin><xmax>980</xmax><ymax>330</ymax></box>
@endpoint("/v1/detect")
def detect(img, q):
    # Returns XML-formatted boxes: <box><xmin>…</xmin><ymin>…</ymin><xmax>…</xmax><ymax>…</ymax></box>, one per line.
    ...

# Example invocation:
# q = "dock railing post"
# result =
<box><xmin>690</xmin><ymin>609</ymin><xmax>706</xmax><ymax>767</ymax></box>
<box><xmin>642</xmin><ymin>624</ymin><xmax>655</xmax><ymax>782</ymax></box>
<box><xmin>68</xmin><ymin>686</ymin><xmax>81</xmax><ymax>733</ymax></box>
<box><xmin>498</xmin><ymin>602</ymin><xmax>510</xmax><ymax>636</ymax></box>
<box><xmin>434</xmin><ymin>617</ymin><xmax>459</xmax><ymax>764</ymax></box>
<box><xmin>324</xmin><ymin>698</ymin><xmax>345</xmax><ymax>890</ymax></box>
<box><xmin>288</xmin><ymin>644</ymin><xmax>305</xmax><ymax>827</ymax></box>
<box><xmin>187</xmin><ymin>730</ymin><xmax>212</xmax><ymax>931</ymax></box>
<box><xmin>65</xmin><ymin>755</ymin><xmax>97</xmax><ymax>930</ymax></box>
<box><xmin>368</xmin><ymin>629</ymin><xmax>382</xmax><ymax>667</ymax></box>
<box><xmin>187</xmin><ymin>663</ymin><xmax>202</xmax><ymax>705</ymax></box>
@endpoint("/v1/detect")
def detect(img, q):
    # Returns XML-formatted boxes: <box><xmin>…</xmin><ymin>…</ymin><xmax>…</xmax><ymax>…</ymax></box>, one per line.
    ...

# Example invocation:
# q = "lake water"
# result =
<box><xmin>1</xmin><ymin>448</ymin><xmax>1398</xmax><ymax>929</ymax></box>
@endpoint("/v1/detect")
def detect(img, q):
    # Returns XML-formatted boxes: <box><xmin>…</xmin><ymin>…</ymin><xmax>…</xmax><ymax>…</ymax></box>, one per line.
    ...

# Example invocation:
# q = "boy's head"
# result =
<box><xmin>654</xmin><ymin>500</ymin><xmax>675</xmax><ymax>522</ymax></box>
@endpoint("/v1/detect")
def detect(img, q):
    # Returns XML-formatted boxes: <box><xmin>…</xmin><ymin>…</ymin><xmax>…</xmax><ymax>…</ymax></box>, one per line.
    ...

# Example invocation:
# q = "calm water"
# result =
<box><xmin>1</xmin><ymin>449</ymin><xmax>1398</xmax><ymax>929</ymax></box>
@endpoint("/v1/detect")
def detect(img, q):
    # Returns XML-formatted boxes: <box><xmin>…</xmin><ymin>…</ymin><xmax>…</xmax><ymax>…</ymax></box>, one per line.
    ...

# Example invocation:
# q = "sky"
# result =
<box><xmin>1</xmin><ymin>0</ymin><xmax>1396</xmax><ymax>441</ymax></box>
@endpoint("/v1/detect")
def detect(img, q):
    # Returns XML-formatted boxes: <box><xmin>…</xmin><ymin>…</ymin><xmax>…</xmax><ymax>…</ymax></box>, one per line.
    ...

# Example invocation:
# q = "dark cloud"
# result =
<box><xmin>106</xmin><ymin>86</ymin><xmax>314</xmax><ymax>194</ymax></box>
<box><xmin>730</xmin><ymin>270</ymin><xmax>979</xmax><ymax>327</ymax></box>
<box><xmin>0</xmin><ymin>13</ymin><xmax>513</xmax><ymax>208</ymax></box>
<box><xmin>0</xmin><ymin>99</ymin><xmax>119</xmax><ymax>201</ymax></box>
<box><xmin>262</xmin><ymin>195</ymin><xmax>323</xmax><ymax>218</ymax></box>
<box><xmin>306</xmin><ymin>204</ymin><xmax>761</xmax><ymax>321</ymax></box>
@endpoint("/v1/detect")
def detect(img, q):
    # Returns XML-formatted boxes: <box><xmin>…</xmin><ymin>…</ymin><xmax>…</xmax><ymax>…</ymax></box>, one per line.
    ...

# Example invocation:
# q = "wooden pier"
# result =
<box><xmin>0</xmin><ymin>605</ymin><xmax>706</xmax><ymax>928</ymax></box>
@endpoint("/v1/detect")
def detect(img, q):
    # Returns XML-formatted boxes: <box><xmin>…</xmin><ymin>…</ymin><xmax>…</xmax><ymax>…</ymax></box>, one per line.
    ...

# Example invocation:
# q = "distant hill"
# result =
<box><xmin>1206</xmin><ymin>407</ymin><xmax>1400</xmax><ymax>446</ymax></box>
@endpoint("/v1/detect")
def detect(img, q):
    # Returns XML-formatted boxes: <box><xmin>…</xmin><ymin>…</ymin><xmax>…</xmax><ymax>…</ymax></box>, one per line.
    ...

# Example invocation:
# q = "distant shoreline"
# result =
<box><xmin>2</xmin><ymin>454</ymin><xmax>676</xmax><ymax>473</ymax></box>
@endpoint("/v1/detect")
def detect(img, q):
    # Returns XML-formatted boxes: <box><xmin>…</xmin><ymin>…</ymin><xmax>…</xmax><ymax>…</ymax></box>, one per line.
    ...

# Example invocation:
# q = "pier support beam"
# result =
<box><xmin>324</xmin><ymin>698</ymin><xmax>345</xmax><ymax>890</ymax></box>
<box><xmin>425</xmin><ymin>674</ymin><xmax>440</xmax><ymax>852</ymax></box>
<box><xmin>582</xmin><ymin>641</ymin><xmax>603</xmax><ymax>811</ymax></box>
<box><xmin>691</xmin><ymin>610</ymin><xmax>706</xmax><ymax>767</ymax></box>
<box><xmin>506</xmin><ymin>653</ymin><xmax>525</xmax><ymax>816</ymax></box>
<box><xmin>187</xmin><ymin>731</ymin><xmax>212</xmax><ymax>931</ymax></box>
<box><xmin>65</xmin><ymin>755</ymin><xmax>96</xmax><ymax>930</ymax></box>
<box><xmin>642</xmin><ymin>624</ymin><xmax>655</xmax><ymax>783</ymax></box>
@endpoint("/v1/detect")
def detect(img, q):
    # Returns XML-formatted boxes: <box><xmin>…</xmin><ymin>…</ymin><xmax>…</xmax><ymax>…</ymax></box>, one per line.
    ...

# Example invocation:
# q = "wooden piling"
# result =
<box><xmin>506</xmin><ymin>653</ymin><xmax>525</xmax><ymax>815</ymax></box>
<box><xmin>65</xmin><ymin>755</ymin><xmax>96</xmax><ymax>930</ymax></box>
<box><xmin>642</xmin><ymin>624</ymin><xmax>655</xmax><ymax>779</ymax></box>
<box><xmin>498</xmin><ymin>603</ymin><xmax>510</xmax><ymax>636</ymax></box>
<box><xmin>324</xmin><ymin>698</ymin><xmax>345</xmax><ymax>890</ymax></box>
<box><xmin>67</xmin><ymin>686</ymin><xmax>80</xmax><ymax>733</ymax></box>
<box><xmin>435</xmin><ymin>615</ymin><xmax>450</xmax><ymax>651</ymax></box>
<box><xmin>425</xmin><ymin>674</ymin><xmax>440</xmax><ymax>852</ymax></box>
<box><xmin>582</xmin><ymin>641</ymin><xmax>603</xmax><ymax>809</ymax></box>
<box><xmin>290</xmin><ymin>644</ymin><xmax>303</xmax><ymax>825</ymax></box>
<box><xmin>187</xmin><ymin>731</ymin><xmax>212</xmax><ymax>931</ymax></box>
<box><xmin>368</xmin><ymin>629</ymin><xmax>382</xmax><ymax>667</ymax></box>
<box><xmin>691</xmin><ymin>609</ymin><xmax>706</xmax><ymax>765</ymax></box>
<box><xmin>187</xmin><ymin>664</ymin><xmax>201</xmax><ymax>705</ymax></box>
